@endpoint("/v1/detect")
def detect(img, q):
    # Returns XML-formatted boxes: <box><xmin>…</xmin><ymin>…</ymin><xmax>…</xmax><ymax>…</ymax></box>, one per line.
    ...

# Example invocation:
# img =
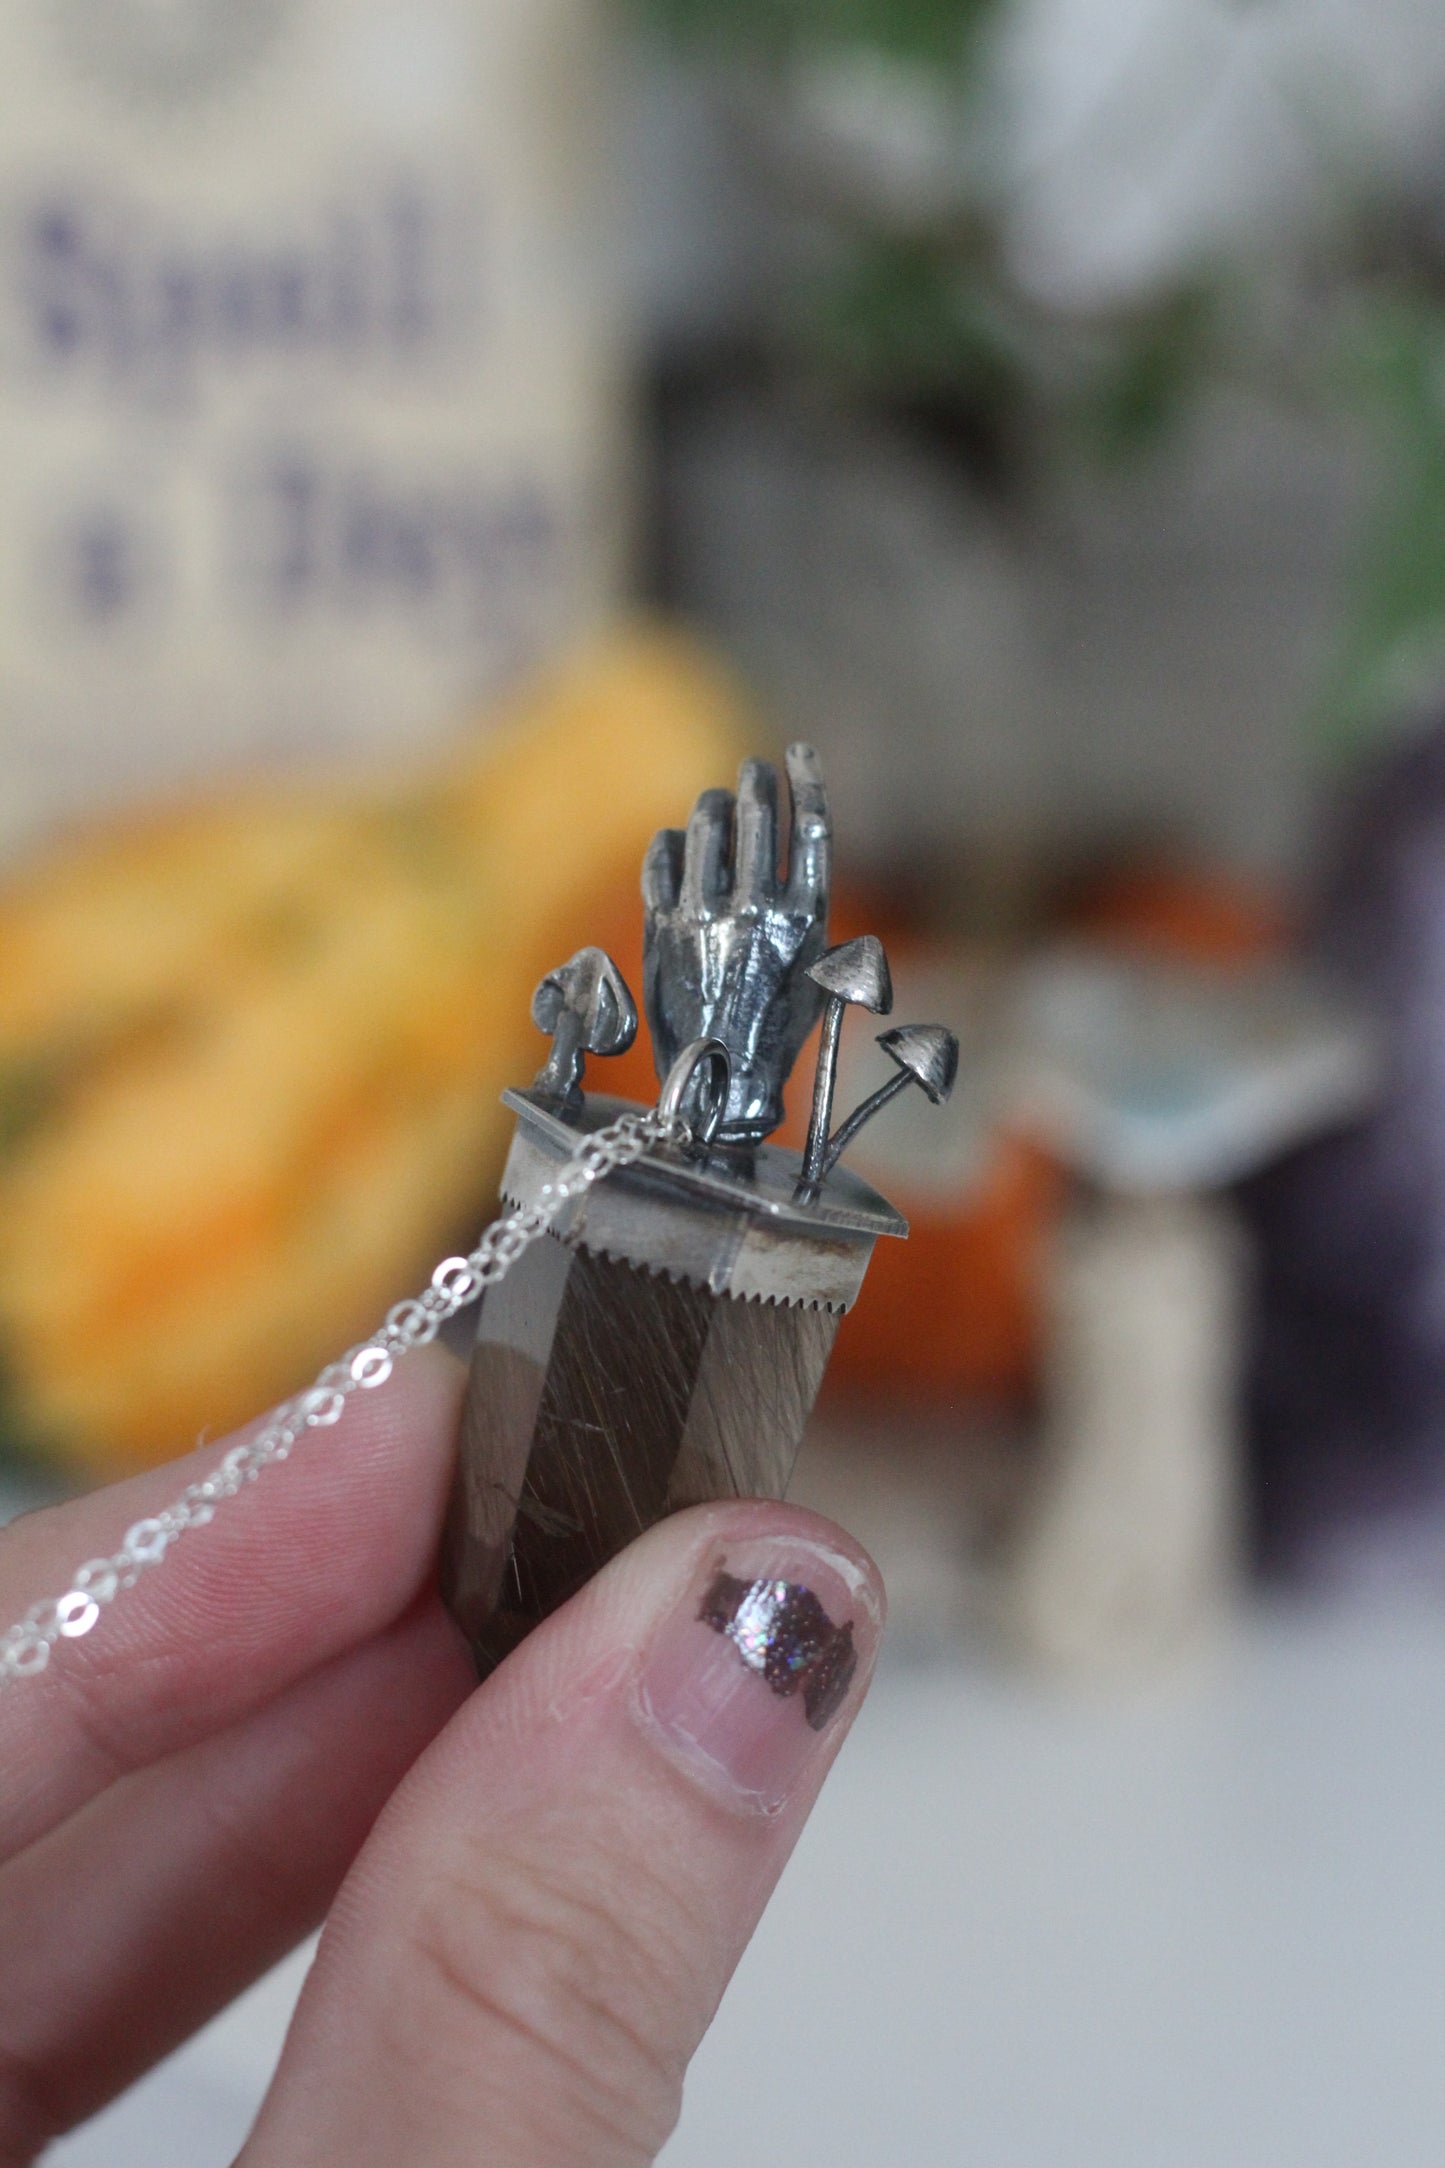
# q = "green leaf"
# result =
<box><xmin>1079</xmin><ymin>285</ymin><xmax>1218</xmax><ymax>463</ymax></box>
<box><xmin>798</xmin><ymin>234</ymin><xmax>1026</xmax><ymax>409</ymax></box>
<box><xmin>1318</xmin><ymin>302</ymin><xmax>1445</xmax><ymax>755</ymax></box>
<box><xmin>630</xmin><ymin>0</ymin><xmax>998</xmax><ymax>73</ymax></box>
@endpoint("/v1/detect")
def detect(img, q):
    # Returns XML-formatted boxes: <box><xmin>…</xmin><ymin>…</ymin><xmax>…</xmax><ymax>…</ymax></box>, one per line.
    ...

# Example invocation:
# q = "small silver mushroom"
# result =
<box><xmin>801</xmin><ymin>935</ymin><xmax>894</xmax><ymax>1184</ymax></box>
<box><xmin>820</xmin><ymin>1023</ymin><xmax>960</xmax><ymax>1176</ymax></box>
<box><xmin>532</xmin><ymin>947</ymin><xmax>638</xmax><ymax>1109</ymax></box>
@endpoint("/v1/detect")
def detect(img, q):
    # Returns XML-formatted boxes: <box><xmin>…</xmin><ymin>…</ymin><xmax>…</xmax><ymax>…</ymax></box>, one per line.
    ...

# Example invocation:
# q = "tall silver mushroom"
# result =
<box><xmin>820</xmin><ymin>1024</ymin><xmax>960</xmax><ymax>1176</ymax></box>
<box><xmin>531</xmin><ymin>946</ymin><xmax>638</xmax><ymax>1109</ymax></box>
<box><xmin>801</xmin><ymin>935</ymin><xmax>894</xmax><ymax>1184</ymax></box>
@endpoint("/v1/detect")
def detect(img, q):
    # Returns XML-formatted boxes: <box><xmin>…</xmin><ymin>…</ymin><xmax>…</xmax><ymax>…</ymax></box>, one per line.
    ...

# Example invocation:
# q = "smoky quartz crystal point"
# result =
<box><xmin>440</xmin><ymin>745</ymin><xmax>954</xmax><ymax>1677</ymax></box>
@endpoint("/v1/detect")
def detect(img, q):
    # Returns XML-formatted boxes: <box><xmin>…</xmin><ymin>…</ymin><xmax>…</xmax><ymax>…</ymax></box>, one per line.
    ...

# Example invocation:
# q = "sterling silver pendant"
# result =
<box><xmin>440</xmin><ymin>747</ymin><xmax>958</xmax><ymax>1675</ymax></box>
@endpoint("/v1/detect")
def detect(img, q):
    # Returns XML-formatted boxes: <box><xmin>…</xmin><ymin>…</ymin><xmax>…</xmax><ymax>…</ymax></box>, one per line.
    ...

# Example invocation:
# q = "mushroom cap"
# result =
<box><xmin>806</xmin><ymin>934</ymin><xmax>893</xmax><ymax>1015</ymax></box>
<box><xmin>531</xmin><ymin>946</ymin><xmax>638</xmax><ymax>1056</ymax></box>
<box><xmin>878</xmin><ymin>1024</ymin><xmax>959</xmax><ymax>1104</ymax></box>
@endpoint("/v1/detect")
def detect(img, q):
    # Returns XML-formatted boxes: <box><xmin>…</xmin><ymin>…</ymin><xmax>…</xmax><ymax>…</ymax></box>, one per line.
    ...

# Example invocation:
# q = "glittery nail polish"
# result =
<box><xmin>635</xmin><ymin>1534</ymin><xmax>882</xmax><ymax>1814</ymax></box>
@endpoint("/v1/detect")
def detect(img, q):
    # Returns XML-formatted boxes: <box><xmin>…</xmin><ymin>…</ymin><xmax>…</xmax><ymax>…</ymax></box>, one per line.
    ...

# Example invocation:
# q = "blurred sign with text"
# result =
<box><xmin>0</xmin><ymin>0</ymin><xmax>628</xmax><ymax>852</ymax></box>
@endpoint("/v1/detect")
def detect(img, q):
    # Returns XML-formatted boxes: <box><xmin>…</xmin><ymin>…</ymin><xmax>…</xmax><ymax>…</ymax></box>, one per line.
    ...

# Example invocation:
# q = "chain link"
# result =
<box><xmin>0</xmin><ymin>1105</ymin><xmax>692</xmax><ymax>1690</ymax></box>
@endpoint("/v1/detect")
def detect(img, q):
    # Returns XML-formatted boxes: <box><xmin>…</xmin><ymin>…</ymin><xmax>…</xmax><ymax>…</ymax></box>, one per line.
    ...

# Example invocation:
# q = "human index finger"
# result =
<box><xmin>0</xmin><ymin>1345</ymin><xmax>465</xmax><ymax>1867</ymax></box>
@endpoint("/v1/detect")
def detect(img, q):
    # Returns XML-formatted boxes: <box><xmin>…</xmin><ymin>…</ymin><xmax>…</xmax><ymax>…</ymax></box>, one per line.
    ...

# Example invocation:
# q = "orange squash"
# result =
<box><xmin>0</xmin><ymin>627</ymin><xmax>748</xmax><ymax>1478</ymax></box>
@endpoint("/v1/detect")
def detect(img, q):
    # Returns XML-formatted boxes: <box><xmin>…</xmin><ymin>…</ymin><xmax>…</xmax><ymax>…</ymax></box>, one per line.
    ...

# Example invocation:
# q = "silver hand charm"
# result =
<box><xmin>642</xmin><ymin>744</ymin><xmax>831</xmax><ymax>1143</ymax></box>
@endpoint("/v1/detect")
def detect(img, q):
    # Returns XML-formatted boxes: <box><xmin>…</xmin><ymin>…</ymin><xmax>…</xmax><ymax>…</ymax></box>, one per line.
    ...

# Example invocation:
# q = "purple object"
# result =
<box><xmin>1242</xmin><ymin>716</ymin><xmax>1445</xmax><ymax>1580</ymax></box>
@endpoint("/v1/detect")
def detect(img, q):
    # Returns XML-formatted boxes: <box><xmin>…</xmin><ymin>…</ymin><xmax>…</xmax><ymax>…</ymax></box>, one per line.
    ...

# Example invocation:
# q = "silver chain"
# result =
<box><xmin>0</xmin><ymin>1105</ymin><xmax>690</xmax><ymax>1691</ymax></box>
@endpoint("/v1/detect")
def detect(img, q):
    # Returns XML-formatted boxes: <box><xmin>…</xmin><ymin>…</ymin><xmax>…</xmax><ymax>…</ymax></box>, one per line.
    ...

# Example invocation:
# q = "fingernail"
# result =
<box><xmin>634</xmin><ymin>1531</ymin><xmax>882</xmax><ymax>1814</ymax></box>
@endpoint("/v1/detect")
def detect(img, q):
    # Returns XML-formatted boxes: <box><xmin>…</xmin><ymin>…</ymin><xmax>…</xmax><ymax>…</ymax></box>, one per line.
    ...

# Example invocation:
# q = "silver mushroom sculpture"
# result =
<box><xmin>531</xmin><ymin>946</ymin><xmax>638</xmax><ymax>1111</ymax></box>
<box><xmin>800</xmin><ymin>937</ymin><xmax>957</xmax><ymax>1191</ymax></box>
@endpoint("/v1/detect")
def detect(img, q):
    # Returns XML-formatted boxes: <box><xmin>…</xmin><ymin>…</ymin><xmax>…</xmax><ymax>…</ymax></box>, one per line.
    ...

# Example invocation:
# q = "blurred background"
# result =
<box><xmin>2</xmin><ymin>0</ymin><xmax>1444</xmax><ymax>2159</ymax></box>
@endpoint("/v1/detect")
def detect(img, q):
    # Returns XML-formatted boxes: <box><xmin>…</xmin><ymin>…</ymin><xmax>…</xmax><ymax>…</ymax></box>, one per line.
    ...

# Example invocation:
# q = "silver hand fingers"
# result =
<box><xmin>734</xmin><ymin>757</ymin><xmax>779</xmax><ymax>904</ymax></box>
<box><xmin>642</xmin><ymin>827</ymin><xmax>684</xmax><ymax>914</ymax></box>
<box><xmin>680</xmin><ymin>787</ymin><xmax>734</xmax><ymax>913</ymax></box>
<box><xmin>784</xmin><ymin>742</ymin><xmax>831</xmax><ymax>915</ymax></box>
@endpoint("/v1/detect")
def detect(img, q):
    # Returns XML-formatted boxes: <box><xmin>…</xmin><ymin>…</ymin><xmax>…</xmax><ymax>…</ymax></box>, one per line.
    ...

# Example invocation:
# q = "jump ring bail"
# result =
<box><xmin>656</xmin><ymin>1037</ymin><xmax>731</xmax><ymax>1150</ymax></box>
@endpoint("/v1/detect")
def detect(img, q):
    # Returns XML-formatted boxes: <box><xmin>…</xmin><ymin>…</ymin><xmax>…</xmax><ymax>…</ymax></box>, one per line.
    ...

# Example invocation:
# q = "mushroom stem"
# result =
<box><xmin>536</xmin><ymin>1007</ymin><xmax>588</xmax><ymax>1104</ymax></box>
<box><xmin>803</xmin><ymin>998</ymin><xmax>846</xmax><ymax>1183</ymax></box>
<box><xmin>820</xmin><ymin>1067</ymin><xmax>912</xmax><ymax>1177</ymax></box>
